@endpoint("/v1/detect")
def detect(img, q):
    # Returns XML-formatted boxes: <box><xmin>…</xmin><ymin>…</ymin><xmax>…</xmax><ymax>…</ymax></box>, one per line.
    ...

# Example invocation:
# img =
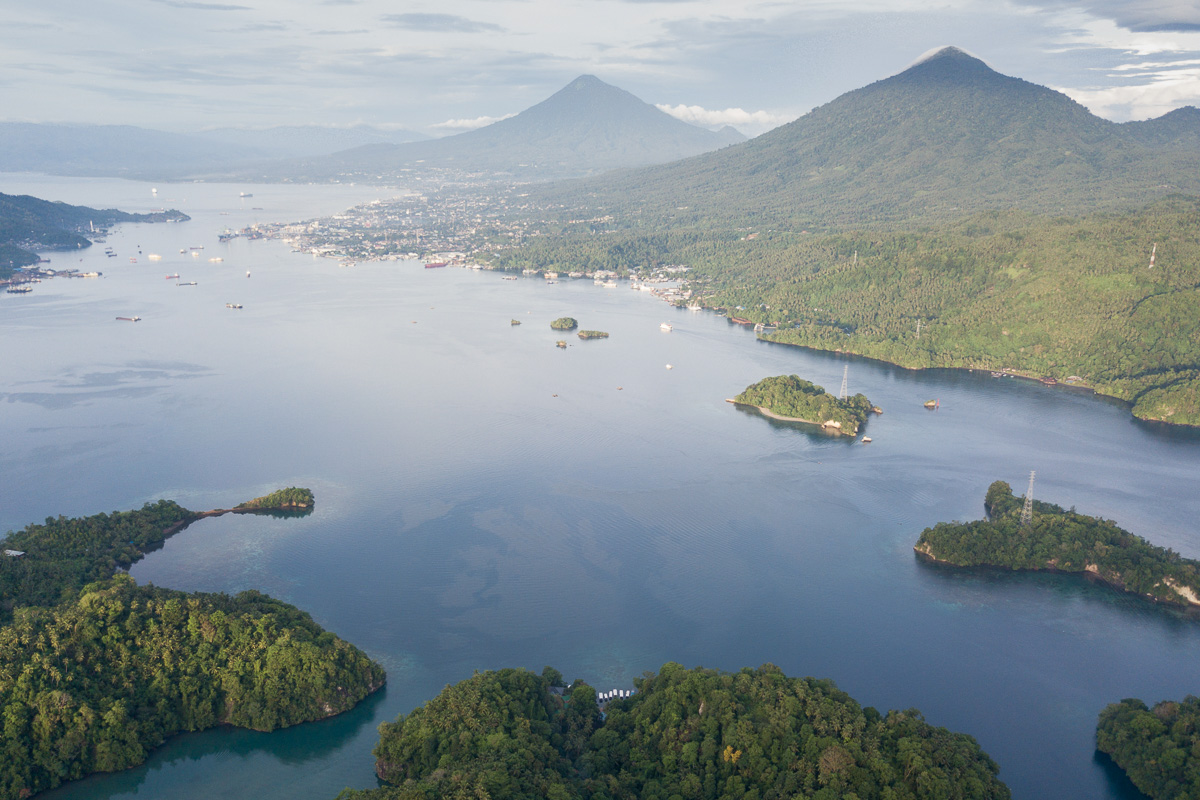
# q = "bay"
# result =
<box><xmin>3</xmin><ymin>174</ymin><xmax>1197</xmax><ymax>800</ymax></box>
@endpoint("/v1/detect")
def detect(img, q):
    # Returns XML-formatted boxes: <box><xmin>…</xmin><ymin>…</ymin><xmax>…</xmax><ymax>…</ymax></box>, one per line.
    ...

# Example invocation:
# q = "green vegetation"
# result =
<box><xmin>0</xmin><ymin>191</ymin><xmax>188</xmax><ymax>273</ymax></box>
<box><xmin>235</xmin><ymin>487</ymin><xmax>314</xmax><ymax>510</ymax></box>
<box><xmin>915</xmin><ymin>481</ymin><xmax>1200</xmax><ymax>607</ymax></box>
<box><xmin>0</xmin><ymin>491</ymin><xmax>384</xmax><ymax>800</ymax></box>
<box><xmin>551</xmin><ymin>317</ymin><xmax>578</xmax><ymax>330</ymax></box>
<box><xmin>1096</xmin><ymin>696</ymin><xmax>1200</xmax><ymax>800</ymax></box>
<box><xmin>336</xmin><ymin>662</ymin><xmax>1010</xmax><ymax>800</ymax></box>
<box><xmin>492</xmin><ymin>198</ymin><xmax>1200</xmax><ymax>426</ymax></box>
<box><xmin>734</xmin><ymin>374</ymin><xmax>873</xmax><ymax>435</ymax></box>
<box><xmin>577</xmin><ymin>330</ymin><xmax>608</xmax><ymax>339</ymax></box>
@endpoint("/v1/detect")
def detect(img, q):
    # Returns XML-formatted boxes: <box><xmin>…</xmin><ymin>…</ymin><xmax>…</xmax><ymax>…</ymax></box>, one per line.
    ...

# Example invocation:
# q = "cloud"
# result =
<box><xmin>150</xmin><ymin>0</ymin><xmax>250</xmax><ymax>10</ymax></box>
<box><xmin>656</xmin><ymin>103</ymin><xmax>792</xmax><ymax>132</ymax></box>
<box><xmin>1058</xmin><ymin>57</ymin><xmax>1200</xmax><ymax>119</ymax></box>
<box><xmin>430</xmin><ymin>113</ymin><xmax>515</xmax><ymax>131</ymax></box>
<box><xmin>1024</xmin><ymin>0</ymin><xmax>1200</xmax><ymax>32</ymax></box>
<box><xmin>380</xmin><ymin>13</ymin><xmax>504</xmax><ymax>33</ymax></box>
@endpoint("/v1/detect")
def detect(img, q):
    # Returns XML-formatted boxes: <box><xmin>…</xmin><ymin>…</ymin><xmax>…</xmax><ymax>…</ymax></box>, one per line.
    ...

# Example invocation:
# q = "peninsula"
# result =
<box><xmin>914</xmin><ymin>480</ymin><xmax>1200</xmax><ymax>608</ymax></box>
<box><xmin>1097</xmin><ymin>696</ymin><xmax>1200</xmax><ymax>800</ymax></box>
<box><xmin>336</xmin><ymin>662</ymin><xmax>1009</xmax><ymax>800</ymax></box>
<box><xmin>0</xmin><ymin>489</ymin><xmax>384</xmax><ymax>800</ymax></box>
<box><xmin>730</xmin><ymin>374</ymin><xmax>873</xmax><ymax>435</ymax></box>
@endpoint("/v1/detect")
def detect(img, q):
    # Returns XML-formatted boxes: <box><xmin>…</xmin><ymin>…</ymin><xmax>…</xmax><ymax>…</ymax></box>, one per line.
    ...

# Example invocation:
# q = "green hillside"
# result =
<box><xmin>1097</xmin><ymin>696</ymin><xmax>1200</xmax><ymax>799</ymax></box>
<box><xmin>536</xmin><ymin>48</ymin><xmax>1200</xmax><ymax>229</ymax></box>
<box><xmin>490</xmin><ymin>197</ymin><xmax>1200</xmax><ymax>425</ymax></box>
<box><xmin>0</xmin><ymin>192</ymin><xmax>189</xmax><ymax>278</ymax></box>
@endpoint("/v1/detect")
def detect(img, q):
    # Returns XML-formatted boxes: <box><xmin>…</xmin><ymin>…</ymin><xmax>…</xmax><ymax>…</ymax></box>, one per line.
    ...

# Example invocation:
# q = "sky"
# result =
<box><xmin>2</xmin><ymin>0</ymin><xmax>1199</xmax><ymax>137</ymax></box>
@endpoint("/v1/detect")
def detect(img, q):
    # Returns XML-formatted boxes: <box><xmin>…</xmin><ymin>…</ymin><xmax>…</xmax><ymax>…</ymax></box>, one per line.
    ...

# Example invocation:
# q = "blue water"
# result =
<box><xmin>3</xmin><ymin>174</ymin><xmax>1195</xmax><ymax>800</ymax></box>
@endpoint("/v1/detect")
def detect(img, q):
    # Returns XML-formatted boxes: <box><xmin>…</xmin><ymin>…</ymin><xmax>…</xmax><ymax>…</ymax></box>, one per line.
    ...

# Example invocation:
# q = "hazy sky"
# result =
<box><xmin>3</xmin><ymin>0</ymin><xmax>1199</xmax><ymax>136</ymax></box>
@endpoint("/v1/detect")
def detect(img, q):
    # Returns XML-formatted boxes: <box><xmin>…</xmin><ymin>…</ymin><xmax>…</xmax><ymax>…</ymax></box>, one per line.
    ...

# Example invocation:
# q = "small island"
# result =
<box><xmin>729</xmin><ymin>374</ymin><xmax>874</xmax><ymax>435</ymax></box>
<box><xmin>550</xmin><ymin>316</ymin><xmax>578</xmax><ymax>330</ymax></box>
<box><xmin>0</xmin><ymin>489</ymin><xmax>384</xmax><ymax>800</ymax></box>
<box><xmin>1097</xmin><ymin>696</ymin><xmax>1200</xmax><ymax>800</ymax></box>
<box><xmin>235</xmin><ymin>486</ymin><xmax>313</xmax><ymax>510</ymax></box>
<box><xmin>337</xmin><ymin>662</ymin><xmax>1009</xmax><ymax>800</ymax></box>
<box><xmin>914</xmin><ymin>480</ymin><xmax>1200</xmax><ymax>608</ymax></box>
<box><xmin>577</xmin><ymin>329</ymin><xmax>609</xmax><ymax>339</ymax></box>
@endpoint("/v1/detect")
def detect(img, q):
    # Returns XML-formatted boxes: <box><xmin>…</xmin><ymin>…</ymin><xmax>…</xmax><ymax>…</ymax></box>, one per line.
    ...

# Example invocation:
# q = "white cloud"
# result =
<box><xmin>1058</xmin><ymin>64</ymin><xmax>1200</xmax><ymax>119</ymax></box>
<box><xmin>430</xmin><ymin>113</ymin><xmax>516</xmax><ymax>131</ymax></box>
<box><xmin>656</xmin><ymin>103</ymin><xmax>793</xmax><ymax>135</ymax></box>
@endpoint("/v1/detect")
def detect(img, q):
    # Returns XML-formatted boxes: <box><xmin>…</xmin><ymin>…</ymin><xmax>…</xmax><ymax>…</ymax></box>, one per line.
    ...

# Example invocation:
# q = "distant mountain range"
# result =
<box><xmin>0</xmin><ymin>123</ymin><xmax>427</xmax><ymax>179</ymax></box>
<box><xmin>240</xmin><ymin>76</ymin><xmax>746</xmax><ymax>182</ymax></box>
<box><xmin>540</xmin><ymin>47</ymin><xmax>1200</xmax><ymax>227</ymax></box>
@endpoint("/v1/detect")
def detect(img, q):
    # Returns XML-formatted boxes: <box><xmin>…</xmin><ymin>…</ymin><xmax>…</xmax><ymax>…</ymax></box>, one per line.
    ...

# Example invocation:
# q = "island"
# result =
<box><xmin>234</xmin><ymin>486</ymin><xmax>313</xmax><ymax>510</ymax></box>
<box><xmin>0</xmin><ymin>490</ymin><xmax>385</xmax><ymax>800</ymax></box>
<box><xmin>334</xmin><ymin>662</ymin><xmax>1010</xmax><ymax>800</ymax></box>
<box><xmin>577</xmin><ymin>329</ymin><xmax>608</xmax><ymax>339</ymax></box>
<box><xmin>550</xmin><ymin>316</ymin><xmax>578</xmax><ymax>330</ymax></box>
<box><xmin>729</xmin><ymin>374</ymin><xmax>874</xmax><ymax>435</ymax></box>
<box><xmin>1096</xmin><ymin>696</ymin><xmax>1200</xmax><ymax>800</ymax></box>
<box><xmin>914</xmin><ymin>480</ymin><xmax>1200</xmax><ymax>608</ymax></box>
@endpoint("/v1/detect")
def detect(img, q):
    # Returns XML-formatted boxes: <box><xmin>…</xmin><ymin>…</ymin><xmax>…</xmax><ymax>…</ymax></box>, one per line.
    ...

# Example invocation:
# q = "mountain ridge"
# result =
<box><xmin>241</xmin><ymin>75</ymin><xmax>746</xmax><ymax>182</ymax></box>
<box><xmin>536</xmin><ymin>47</ymin><xmax>1200</xmax><ymax>228</ymax></box>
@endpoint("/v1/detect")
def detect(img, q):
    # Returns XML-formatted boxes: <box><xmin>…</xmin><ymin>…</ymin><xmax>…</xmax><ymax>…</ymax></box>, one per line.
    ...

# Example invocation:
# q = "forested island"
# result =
<box><xmin>235</xmin><ymin>486</ymin><xmax>314</xmax><ymax>510</ymax></box>
<box><xmin>551</xmin><ymin>317</ymin><xmax>578</xmax><ymax>330</ymax></box>
<box><xmin>0</xmin><ymin>490</ymin><xmax>384</xmax><ymax>800</ymax></box>
<box><xmin>577</xmin><ymin>329</ymin><xmax>608</xmax><ymax>339</ymax></box>
<box><xmin>731</xmin><ymin>374</ymin><xmax>873</xmax><ymax>435</ymax></box>
<box><xmin>1096</xmin><ymin>696</ymin><xmax>1200</xmax><ymax>800</ymax></box>
<box><xmin>914</xmin><ymin>481</ymin><xmax>1200</xmax><ymax>608</ymax></box>
<box><xmin>335</xmin><ymin>662</ymin><xmax>1010</xmax><ymax>800</ymax></box>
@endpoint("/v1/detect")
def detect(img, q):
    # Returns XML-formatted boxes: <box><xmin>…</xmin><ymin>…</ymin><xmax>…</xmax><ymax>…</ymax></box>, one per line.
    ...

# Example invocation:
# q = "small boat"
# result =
<box><xmin>687</xmin><ymin>304</ymin><xmax>701</xmax><ymax>311</ymax></box>
<box><xmin>208</xmin><ymin>257</ymin><xmax>223</xmax><ymax>263</ymax></box>
<box><xmin>246</xmin><ymin>270</ymin><xmax>251</xmax><ymax>278</ymax></box>
<box><xmin>239</xmin><ymin>192</ymin><xmax>253</xmax><ymax>198</ymax></box>
<box><xmin>115</xmin><ymin>316</ymin><xmax>141</xmax><ymax>322</ymax></box>
<box><xmin>660</xmin><ymin>322</ymin><xmax>673</xmax><ymax>331</ymax></box>
<box><xmin>165</xmin><ymin>273</ymin><xmax>179</xmax><ymax>279</ymax></box>
<box><xmin>177</xmin><ymin>281</ymin><xmax>197</xmax><ymax>286</ymax></box>
<box><xmin>148</xmin><ymin>254</ymin><xmax>162</xmax><ymax>261</ymax></box>
<box><xmin>129</xmin><ymin>257</ymin><xmax>137</xmax><ymax>263</ymax></box>
<box><xmin>665</xmin><ymin>364</ymin><xmax>673</xmax><ymax>370</ymax></box>
<box><xmin>226</xmin><ymin>303</ymin><xmax>243</xmax><ymax>309</ymax></box>
<box><xmin>502</xmin><ymin>275</ymin><xmax>517</xmax><ymax>281</ymax></box>
<box><xmin>6</xmin><ymin>286</ymin><xmax>33</xmax><ymax>294</ymax></box>
<box><xmin>862</xmin><ymin>437</ymin><xmax>872</xmax><ymax>443</ymax></box>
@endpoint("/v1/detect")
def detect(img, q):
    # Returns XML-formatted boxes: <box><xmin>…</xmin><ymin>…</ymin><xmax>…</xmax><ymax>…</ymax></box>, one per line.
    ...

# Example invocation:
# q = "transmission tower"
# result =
<box><xmin>839</xmin><ymin>365</ymin><xmax>849</xmax><ymax>400</ymax></box>
<box><xmin>1020</xmin><ymin>471</ymin><xmax>1036</xmax><ymax>527</ymax></box>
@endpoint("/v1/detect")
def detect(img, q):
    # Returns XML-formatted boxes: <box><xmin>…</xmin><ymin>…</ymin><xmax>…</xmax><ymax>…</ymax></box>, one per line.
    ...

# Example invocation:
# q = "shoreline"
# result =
<box><xmin>725</xmin><ymin>398</ymin><xmax>855</xmax><ymax>436</ymax></box>
<box><xmin>754</xmin><ymin>334</ymin><xmax>1197</xmax><ymax>430</ymax></box>
<box><xmin>163</xmin><ymin>503</ymin><xmax>312</xmax><ymax>535</ymax></box>
<box><xmin>913</xmin><ymin>543</ymin><xmax>1200</xmax><ymax>610</ymax></box>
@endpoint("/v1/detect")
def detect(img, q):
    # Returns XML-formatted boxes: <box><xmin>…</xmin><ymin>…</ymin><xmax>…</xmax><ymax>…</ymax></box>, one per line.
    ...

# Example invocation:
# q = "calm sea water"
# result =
<box><xmin>4</xmin><ymin>174</ymin><xmax>1198</xmax><ymax>800</ymax></box>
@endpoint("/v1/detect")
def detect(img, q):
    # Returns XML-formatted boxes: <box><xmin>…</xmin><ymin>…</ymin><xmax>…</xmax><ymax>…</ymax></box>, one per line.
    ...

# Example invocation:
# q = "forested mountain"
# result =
<box><xmin>0</xmin><ymin>191</ymin><xmax>187</xmax><ymax>274</ymax></box>
<box><xmin>337</xmin><ymin>663</ymin><xmax>1009</xmax><ymax>800</ymax></box>
<box><xmin>250</xmin><ymin>75</ymin><xmax>745</xmax><ymax>182</ymax></box>
<box><xmin>1123</xmin><ymin>106</ymin><xmax>1200</xmax><ymax>150</ymax></box>
<box><xmin>538</xmin><ymin>47</ymin><xmax>1200</xmax><ymax>228</ymax></box>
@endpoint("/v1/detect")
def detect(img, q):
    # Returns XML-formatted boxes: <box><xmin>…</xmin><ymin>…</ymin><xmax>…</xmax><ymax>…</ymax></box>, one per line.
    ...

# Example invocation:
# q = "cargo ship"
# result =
<box><xmin>424</xmin><ymin>261</ymin><xmax>448</xmax><ymax>269</ymax></box>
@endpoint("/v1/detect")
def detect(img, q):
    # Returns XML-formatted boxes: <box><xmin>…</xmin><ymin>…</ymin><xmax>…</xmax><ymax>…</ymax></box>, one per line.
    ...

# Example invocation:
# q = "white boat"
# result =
<box><xmin>660</xmin><ymin>322</ymin><xmax>673</xmax><ymax>332</ymax></box>
<box><xmin>862</xmin><ymin>437</ymin><xmax>872</xmax><ymax>443</ymax></box>
<box><xmin>226</xmin><ymin>303</ymin><xmax>243</xmax><ymax>309</ymax></box>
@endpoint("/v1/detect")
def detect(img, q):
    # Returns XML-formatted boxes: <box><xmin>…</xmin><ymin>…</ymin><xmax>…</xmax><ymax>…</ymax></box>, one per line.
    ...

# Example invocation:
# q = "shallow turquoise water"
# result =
<box><xmin>3</xmin><ymin>174</ymin><xmax>1197</xmax><ymax>800</ymax></box>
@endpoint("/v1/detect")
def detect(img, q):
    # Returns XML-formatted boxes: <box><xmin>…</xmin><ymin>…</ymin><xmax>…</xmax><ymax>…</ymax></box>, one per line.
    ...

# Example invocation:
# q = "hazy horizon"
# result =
<box><xmin>2</xmin><ymin>1</ymin><xmax>1199</xmax><ymax>139</ymax></box>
